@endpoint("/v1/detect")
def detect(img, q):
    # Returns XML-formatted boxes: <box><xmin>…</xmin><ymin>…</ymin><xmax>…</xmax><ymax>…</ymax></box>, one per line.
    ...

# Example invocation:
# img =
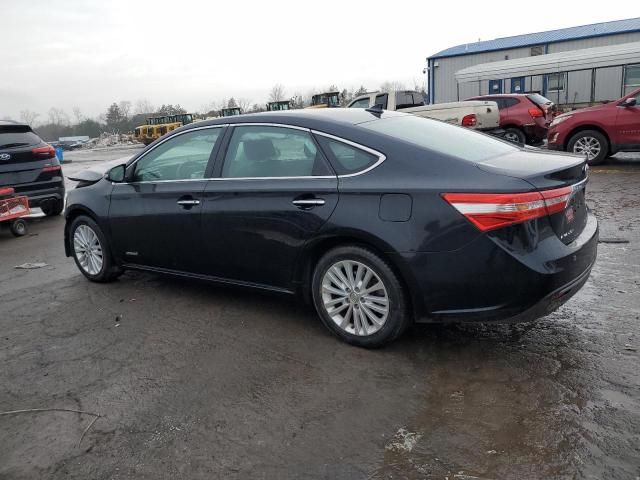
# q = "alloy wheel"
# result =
<box><xmin>504</xmin><ymin>131</ymin><xmax>520</xmax><ymax>143</ymax></box>
<box><xmin>73</xmin><ymin>224</ymin><xmax>104</xmax><ymax>275</ymax></box>
<box><xmin>573</xmin><ymin>136</ymin><xmax>601</xmax><ymax>160</ymax></box>
<box><xmin>321</xmin><ymin>260</ymin><xmax>389</xmax><ymax>336</ymax></box>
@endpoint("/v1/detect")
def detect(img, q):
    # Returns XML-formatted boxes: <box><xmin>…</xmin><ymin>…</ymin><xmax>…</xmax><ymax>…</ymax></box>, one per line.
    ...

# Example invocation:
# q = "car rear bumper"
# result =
<box><xmin>523</xmin><ymin>124</ymin><xmax>547</xmax><ymax>144</ymax></box>
<box><xmin>13</xmin><ymin>181</ymin><xmax>65</xmax><ymax>207</ymax></box>
<box><xmin>395</xmin><ymin>212</ymin><xmax>598</xmax><ymax>323</ymax></box>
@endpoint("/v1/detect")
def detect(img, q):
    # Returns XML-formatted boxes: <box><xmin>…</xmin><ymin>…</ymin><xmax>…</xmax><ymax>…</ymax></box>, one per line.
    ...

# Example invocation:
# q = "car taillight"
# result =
<box><xmin>528</xmin><ymin>107</ymin><xmax>544</xmax><ymax>118</ymax></box>
<box><xmin>32</xmin><ymin>145</ymin><xmax>56</xmax><ymax>158</ymax></box>
<box><xmin>442</xmin><ymin>186</ymin><xmax>573</xmax><ymax>231</ymax></box>
<box><xmin>461</xmin><ymin>114</ymin><xmax>477</xmax><ymax>127</ymax></box>
<box><xmin>42</xmin><ymin>164</ymin><xmax>62</xmax><ymax>173</ymax></box>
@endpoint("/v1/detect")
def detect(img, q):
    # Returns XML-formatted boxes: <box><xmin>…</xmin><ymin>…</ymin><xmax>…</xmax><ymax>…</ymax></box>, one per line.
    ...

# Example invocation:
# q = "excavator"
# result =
<box><xmin>306</xmin><ymin>92</ymin><xmax>340</xmax><ymax>109</ymax></box>
<box><xmin>266</xmin><ymin>101</ymin><xmax>291</xmax><ymax>111</ymax></box>
<box><xmin>220</xmin><ymin>107</ymin><xmax>242</xmax><ymax>117</ymax></box>
<box><xmin>133</xmin><ymin>113</ymin><xmax>194</xmax><ymax>145</ymax></box>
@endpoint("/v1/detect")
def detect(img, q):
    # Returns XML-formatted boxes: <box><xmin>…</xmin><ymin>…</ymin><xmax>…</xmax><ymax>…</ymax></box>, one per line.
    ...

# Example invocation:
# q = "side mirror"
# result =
<box><xmin>622</xmin><ymin>97</ymin><xmax>637</xmax><ymax>107</ymax></box>
<box><xmin>106</xmin><ymin>164</ymin><xmax>126</xmax><ymax>182</ymax></box>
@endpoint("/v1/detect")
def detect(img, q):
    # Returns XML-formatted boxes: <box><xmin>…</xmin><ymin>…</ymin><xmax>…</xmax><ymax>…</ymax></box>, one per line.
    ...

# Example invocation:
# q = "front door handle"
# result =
<box><xmin>177</xmin><ymin>198</ymin><xmax>201</xmax><ymax>208</ymax></box>
<box><xmin>292</xmin><ymin>198</ymin><xmax>325</xmax><ymax>208</ymax></box>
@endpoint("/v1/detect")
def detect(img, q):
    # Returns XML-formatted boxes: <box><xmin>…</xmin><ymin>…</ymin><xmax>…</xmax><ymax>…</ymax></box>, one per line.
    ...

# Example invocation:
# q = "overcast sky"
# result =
<box><xmin>1</xmin><ymin>0</ymin><xmax>637</xmax><ymax>122</ymax></box>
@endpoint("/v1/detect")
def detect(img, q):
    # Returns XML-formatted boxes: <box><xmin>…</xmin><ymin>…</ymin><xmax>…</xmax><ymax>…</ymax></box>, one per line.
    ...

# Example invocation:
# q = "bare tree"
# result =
<box><xmin>379</xmin><ymin>81</ymin><xmax>407</xmax><ymax>93</ymax></box>
<box><xmin>72</xmin><ymin>107</ymin><xmax>83</xmax><ymax>124</ymax></box>
<box><xmin>236</xmin><ymin>98</ymin><xmax>252</xmax><ymax>113</ymax></box>
<box><xmin>118</xmin><ymin>101</ymin><xmax>132</xmax><ymax>120</ymax></box>
<box><xmin>47</xmin><ymin>107</ymin><xmax>70</xmax><ymax>126</ymax></box>
<box><xmin>269</xmin><ymin>84</ymin><xmax>286</xmax><ymax>102</ymax></box>
<box><xmin>20</xmin><ymin>109</ymin><xmax>39</xmax><ymax>125</ymax></box>
<box><xmin>134</xmin><ymin>99</ymin><xmax>155</xmax><ymax>115</ymax></box>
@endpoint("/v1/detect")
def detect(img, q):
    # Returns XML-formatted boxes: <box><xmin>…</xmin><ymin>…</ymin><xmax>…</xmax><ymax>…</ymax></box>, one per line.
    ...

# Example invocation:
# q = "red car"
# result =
<box><xmin>467</xmin><ymin>93</ymin><xmax>554</xmax><ymax>145</ymax></box>
<box><xmin>547</xmin><ymin>87</ymin><xmax>640</xmax><ymax>165</ymax></box>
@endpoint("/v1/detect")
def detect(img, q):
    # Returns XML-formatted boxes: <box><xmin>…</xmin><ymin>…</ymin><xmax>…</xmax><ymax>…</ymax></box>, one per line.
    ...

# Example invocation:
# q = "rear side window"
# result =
<box><xmin>503</xmin><ymin>98</ymin><xmax>520</xmax><ymax>108</ymax></box>
<box><xmin>317</xmin><ymin>136</ymin><xmax>380</xmax><ymax>175</ymax></box>
<box><xmin>361</xmin><ymin>115</ymin><xmax>517</xmax><ymax>162</ymax></box>
<box><xmin>222</xmin><ymin>126</ymin><xmax>332</xmax><ymax>178</ymax></box>
<box><xmin>374</xmin><ymin>94</ymin><xmax>388</xmax><ymax>109</ymax></box>
<box><xmin>527</xmin><ymin>93</ymin><xmax>553</xmax><ymax>106</ymax></box>
<box><xmin>0</xmin><ymin>126</ymin><xmax>42</xmax><ymax>149</ymax></box>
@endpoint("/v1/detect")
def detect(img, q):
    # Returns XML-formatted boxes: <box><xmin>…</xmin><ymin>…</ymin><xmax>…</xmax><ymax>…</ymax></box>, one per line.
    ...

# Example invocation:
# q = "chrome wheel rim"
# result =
<box><xmin>73</xmin><ymin>225</ymin><xmax>103</xmax><ymax>275</ymax></box>
<box><xmin>321</xmin><ymin>260</ymin><xmax>389</xmax><ymax>336</ymax></box>
<box><xmin>573</xmin><ymin>136</ymin><xmax>601</xmax><ymax>160</ymax></box>
<box><xmin>504</xmin><ymin>131</ymin><xmax>521</xmax><ymax>143</ymax></box>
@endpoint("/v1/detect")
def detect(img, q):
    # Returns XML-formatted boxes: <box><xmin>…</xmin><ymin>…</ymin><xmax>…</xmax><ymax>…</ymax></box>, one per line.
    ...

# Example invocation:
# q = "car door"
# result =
<box><xmin>200</xmin><ymin>124</ymin><xmax>339</xmax><ymax>290</ymax></box>
<box><xmin>614</xmin><ymin>91</ymin><xmax>640</xmax><ymax>148</ymax></box>
<box><xmin>108</xmin><ymin>126</ymin><xmax>224</xmax><ymax>272</ymax></box>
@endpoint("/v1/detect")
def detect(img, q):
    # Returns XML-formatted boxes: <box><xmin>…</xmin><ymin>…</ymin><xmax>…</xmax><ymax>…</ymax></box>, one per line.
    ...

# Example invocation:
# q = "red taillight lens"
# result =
<box><xmin>442</xmin><ymin>186</ymin><xmax>573</xmax><ymax>231</ymax></box>
<box><xmin>32</xmin><ymin>145</ymin><xmax>56</xmax><ymax>158</ymax></box>
<box><xmin>461</xmin><ymin>113</ymin><xmax>477</xmax><ymax>127</ymax></box>
<box><xmin>528</xmin><ymin>107</ymin><xmax>544</xmax><ymax>118</ymax></box>
<box><xmin>42</xmin><ymin>164</ymin><xmax>62</xmax><ymax>173</ymax></box>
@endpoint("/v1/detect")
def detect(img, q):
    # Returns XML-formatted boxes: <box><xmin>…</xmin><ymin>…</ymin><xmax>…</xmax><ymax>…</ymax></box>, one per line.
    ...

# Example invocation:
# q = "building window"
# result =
<box><xmin>547</xmin><ymin>73</ymin><xmax>565</xmax><ymax>92</ymax></box>
<box><xmin>489</xmin><ymin>79</ymin><xmax>503</xmax><ymax>94</ymax></box>
<box><xmin>530</xmin><ymin>45</ymin><xmax>545</xmax><ymax>56</ymax></box>
<box><xmin>511</xmin><ymin>77</ymin><xmax>525</xmax><ymax>93</ymax></box>
<box><xmin>625</xmin><ymin>64</ymin><xmax>640</xmax><ymax>87</ymax></box>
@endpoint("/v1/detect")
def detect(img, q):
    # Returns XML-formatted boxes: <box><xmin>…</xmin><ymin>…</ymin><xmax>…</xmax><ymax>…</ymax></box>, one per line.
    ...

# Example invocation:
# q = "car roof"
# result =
<box><xmin>185</xmin><ymin>108</ymin><xmax>410</xmax><ymax>132</ymax></box>
<box><xmin>0</xmin><ymin>120</ymin><xmax>30</xmax><ymax>127</ymax></box>
<box><xmin>470</xmin><ymin>94</ymin><xmax>530</xmax><ymax>98</ymax></box>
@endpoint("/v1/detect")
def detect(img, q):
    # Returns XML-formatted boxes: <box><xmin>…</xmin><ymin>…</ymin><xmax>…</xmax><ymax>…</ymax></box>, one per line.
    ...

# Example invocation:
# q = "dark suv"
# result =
<box><xmin>0</xmin><ymin>121</ymin><xmax>65</xmax><ymax>216</ymax></box>
<box><xmin>467</xmin><ymin>93</ymin><xmax>555</xmax><ymax>145</ymax></box>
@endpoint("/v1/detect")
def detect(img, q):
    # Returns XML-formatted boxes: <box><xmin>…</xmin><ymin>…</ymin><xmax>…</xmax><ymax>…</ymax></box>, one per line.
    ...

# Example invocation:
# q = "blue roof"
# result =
<box><xmin>429</xmin><ymin>17</ymin><xmax>640</xmax><ymax>59</ymax></box>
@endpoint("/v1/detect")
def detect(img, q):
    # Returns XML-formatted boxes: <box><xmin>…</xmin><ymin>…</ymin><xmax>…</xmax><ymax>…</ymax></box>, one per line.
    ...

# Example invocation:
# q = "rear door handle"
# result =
<box><xmin>292</xmin><ymin>198</ymin><xmax>325</xmax><ymax>208</ymax></box>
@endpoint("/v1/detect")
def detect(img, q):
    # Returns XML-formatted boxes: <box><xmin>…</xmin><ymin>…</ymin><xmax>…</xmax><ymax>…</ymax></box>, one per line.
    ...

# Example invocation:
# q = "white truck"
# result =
<box><xmin>347</xmin><ymin>90</ymin><xmax>503</xmax><ymax>135</ymax></box>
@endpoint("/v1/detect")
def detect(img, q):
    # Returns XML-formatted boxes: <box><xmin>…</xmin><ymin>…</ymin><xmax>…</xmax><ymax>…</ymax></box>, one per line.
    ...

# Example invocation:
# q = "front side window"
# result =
<box><xmin>349</xmin><ymin>97</ymin><xmax>371</xmax><ymax>109</ymax></box>
<box><xmin>222</xmin><ymin>126</ymin><xmax>332</xmax><ymax>178</ymax></box>
<box><xmin>547</xmin><ymin>73</ymin><xmax>565</xmax><ymax>92</ymax></box>
<box><xmin>132</xmin><ymin>128</ymin><xmax>221</xmax><ymax>182</ymax></box>
<box><xmin>317</xmin><ymin>136</ymin><xmax>380</xmax><ymax>175</ymax></box>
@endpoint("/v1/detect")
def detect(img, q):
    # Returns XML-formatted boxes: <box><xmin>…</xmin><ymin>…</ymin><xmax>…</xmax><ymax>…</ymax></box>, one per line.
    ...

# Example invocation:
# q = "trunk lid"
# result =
<box><xmin>477</xmin><ymin>149</ymin><xmax>589</xmax><ymax>244</ymax></box>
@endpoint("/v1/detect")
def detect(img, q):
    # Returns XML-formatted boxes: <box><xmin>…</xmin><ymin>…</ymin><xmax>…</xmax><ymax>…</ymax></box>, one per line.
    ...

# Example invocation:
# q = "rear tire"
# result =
<box><xmin>41</xmin><ymin>199</ymin><xmax>64</xmax><ymax>216</ymax></box>
<box><xmin>69</xmin><ymin>215</ymin><xmax>121</xmax><ymax>282</ymax></box>
<box><xmin>311</xmin><ymin>245</ymin><xmax>410</xmax><ymax>348</ymax></box>
<box><xmin>504</xmin><ymin>127</ymin><xmax>526</xmax><ymax>145</ymax></box>
<box><xmin>567</xmin><ymin>130</ymin><xmax>609</xmax><ymax>165</ymax></box>
<box><xmin>10</xmin><ymin>219</ymin><xmax>27</xmax><ymax>237</ymax></box>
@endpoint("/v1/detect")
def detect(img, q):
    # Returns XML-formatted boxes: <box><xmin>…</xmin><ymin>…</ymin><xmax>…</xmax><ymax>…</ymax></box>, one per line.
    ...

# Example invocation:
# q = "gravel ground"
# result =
<box><xmin>0</xmin><ymin>149</ymin><xmax>638</xmax><ymax>479</ymax></box>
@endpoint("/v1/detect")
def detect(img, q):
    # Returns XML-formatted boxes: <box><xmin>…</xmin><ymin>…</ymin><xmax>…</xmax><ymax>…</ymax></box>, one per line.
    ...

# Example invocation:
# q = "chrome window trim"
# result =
<box><xmin>311</xmin><ymin>130</ymin><xmax>386</xmax><ymax>178</ymax></box>
<box><xmin>119</xmin><ymin>123</ymin><xmax>386</xmax><ymax>184</ymax></box>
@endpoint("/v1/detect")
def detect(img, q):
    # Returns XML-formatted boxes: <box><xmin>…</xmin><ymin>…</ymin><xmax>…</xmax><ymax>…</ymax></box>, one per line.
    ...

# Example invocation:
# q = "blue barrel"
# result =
<box><xmin>55</xmin><ymin>147</ymin><xmax>64</xmax><ymax>163</ymax></box>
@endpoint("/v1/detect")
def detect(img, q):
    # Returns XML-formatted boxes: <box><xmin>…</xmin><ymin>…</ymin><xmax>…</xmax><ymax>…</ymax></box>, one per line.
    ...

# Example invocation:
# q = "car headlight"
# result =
<box><xmin>550</xmin><ymin>115</ymin><xmax>572</xmax><ymax>128</ymax></box>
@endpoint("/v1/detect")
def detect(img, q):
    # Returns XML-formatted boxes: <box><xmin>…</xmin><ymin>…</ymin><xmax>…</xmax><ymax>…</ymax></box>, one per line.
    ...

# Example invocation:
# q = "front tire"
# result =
<box><xmin>311</xmin><ymin>246</ymin><xmax>410</xmax><ymax>348</ymax></box>
<box><xmin>69</xmin><ymin>215</ymin><xmax>121</xmax><ymax>282</ymax></box>
<box><xmin>567</xmin><ymin>130</ymin><xmax>609</xmax><ymax>165</ymax></box>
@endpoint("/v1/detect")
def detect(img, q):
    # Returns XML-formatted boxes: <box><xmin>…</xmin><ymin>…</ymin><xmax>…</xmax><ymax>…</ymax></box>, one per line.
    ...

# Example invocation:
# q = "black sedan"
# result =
<box><xmin>64</xmin><ymin>109</ymin><xmax>597</xmax><ymax>347</ymax></box>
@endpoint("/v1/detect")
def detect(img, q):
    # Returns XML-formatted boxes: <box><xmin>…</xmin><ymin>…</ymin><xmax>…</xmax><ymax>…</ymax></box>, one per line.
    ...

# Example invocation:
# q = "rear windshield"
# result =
<box><xmin>360</xmin><ymin>115</ymin><xmax>517</xmax><ymax>162</ymax></box>
<box><xmin>527</xmin><ymin>93</ymin><xmax>553</xmax><ymax>106</ymax></box>
<box><xmin>0</xmin><ymin>126</ymin><xmax>41</xmax><ymax>149</ymax></box>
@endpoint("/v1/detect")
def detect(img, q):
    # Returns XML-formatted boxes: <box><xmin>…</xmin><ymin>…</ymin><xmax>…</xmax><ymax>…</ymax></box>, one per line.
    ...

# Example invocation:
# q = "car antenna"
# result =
<box><xmin>365</xmin><ymin>104</ymin><xmax>384</xmax><ymax>117</ymax></box>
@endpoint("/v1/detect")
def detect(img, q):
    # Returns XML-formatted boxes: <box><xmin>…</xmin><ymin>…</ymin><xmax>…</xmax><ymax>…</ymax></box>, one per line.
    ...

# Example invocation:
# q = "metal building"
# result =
<box><xmin>426</xmin><ymin>17</ymin><xmax>640</xmax><ymax>107</ymax></box>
